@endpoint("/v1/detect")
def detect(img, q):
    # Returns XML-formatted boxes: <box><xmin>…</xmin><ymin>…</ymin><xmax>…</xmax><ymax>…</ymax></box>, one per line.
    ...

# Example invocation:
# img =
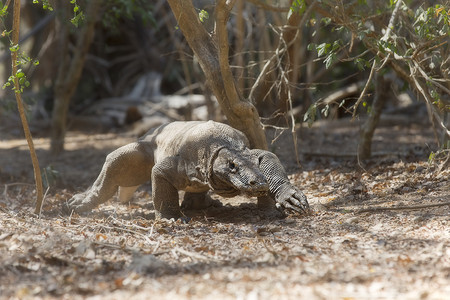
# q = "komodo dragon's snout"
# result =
<box><xmin>210</xmin><ymin>148</ymin><xmax>269</xmax><ymax>198</ymax></box>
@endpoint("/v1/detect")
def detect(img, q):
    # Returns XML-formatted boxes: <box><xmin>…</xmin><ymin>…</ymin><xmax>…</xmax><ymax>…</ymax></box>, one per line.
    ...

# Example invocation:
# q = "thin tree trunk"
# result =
<box><xmin>358</xmin><ymin>73</ymin><xmax>387</xmax><ymax>161</ymax></box>
<box><xmin>278</xmin><ymin>7</ymin><xmax>303</xmax><ymax>113</ymax></box>
<box><xmin>51</xmin><ymin>0</ymin><xmax>101</xmax><ymax>154</ymax></box>
<box><xmin>234</xmin><ymin>0</ymin><xmax>245</xmax><ymax>92</ymax></box>
<box><xmin>249</xmin><ymin>1</ymin><xmax>316</xmax><ymax>114</ymax></box>
<box><xmin>10</xmin><ymin>0</ymin><xmax>44</xmax><ymax>214</ymax></box>
<box><xmin>167</xmin><ymin>0</ymin><xmax>267</xmax><ymax>150</ymax></box>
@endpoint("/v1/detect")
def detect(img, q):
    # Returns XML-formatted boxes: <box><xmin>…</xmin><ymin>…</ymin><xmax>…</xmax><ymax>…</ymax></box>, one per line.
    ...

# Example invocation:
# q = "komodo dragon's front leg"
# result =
<box><xmin>150</xmin><ymin>156</ymin><xmax>189</xmax><ymax>219</ymax></box>
<box><xmin>251</xmin><ymin>149</ymin><xmax>309</xmax><ymax>214</ymax></box>
<box><xmin>65</xmin><ymin>142</ymin><xmax>153</xmax><ymax>213</ymax></box>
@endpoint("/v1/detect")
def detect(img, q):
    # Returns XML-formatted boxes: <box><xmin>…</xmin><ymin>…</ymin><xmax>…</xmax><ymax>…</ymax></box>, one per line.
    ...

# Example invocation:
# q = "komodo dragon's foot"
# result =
<box><xmin>275</xmin><ymin>184</ymin><xmax>310</xmax><ymax>214</ymax></box>
<box><xmin>63</xmin><ymin>193</ymin><xmax>97</xmax><ymax>214</ymax></box>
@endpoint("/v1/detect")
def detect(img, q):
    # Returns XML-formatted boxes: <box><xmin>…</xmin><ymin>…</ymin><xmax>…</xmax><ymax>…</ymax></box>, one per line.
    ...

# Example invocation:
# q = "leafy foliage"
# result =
<box><xmin>1</xmin><ymin>0</ymin><xmax>83</xmax><ymax>95</ymax></box>
<box><xmin>290</xmin><ymin>0</ymin><xmax>306</xmax><ymax>14</ymax></box>
<box><xmin>101</xmin><ymin>0</ymin><xmax>156</xmax><ymax>32</ymax></box>
<box><xmin>304</xmin><ymin>0</ymin><xmax>449</xmax><ymax>130</ymax></box>
<box><xmin>307</xmin><ymin>40</ymin><xmax>342</xmax><ymax>69</ymax></box>
<box><xmin>32</xmin><ymin>0</ymin><xmax>53</xmax><ymax>11</ymax></box>
<box><xmin>2</xmin><ymin>45</ymin><xmax>39</xmax><ymax>94</ymax></box>
<box><xmin>69</xmin><ymin>0</ymin><xmax>85</xmax><ymax>27</ymax></box>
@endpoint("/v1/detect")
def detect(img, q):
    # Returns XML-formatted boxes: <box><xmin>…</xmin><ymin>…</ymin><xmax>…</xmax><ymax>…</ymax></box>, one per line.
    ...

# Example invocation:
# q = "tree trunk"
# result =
<box><xmin>50</xmin><ymin>0</ymin><xmax>101</xmax><ymax>154</ymax></box>
<box><xmin>358</xmin><ymin>73</ymin><xmax>387</xmax><ymax>161</ymax></box>
<box><xmin>167</xmin><ymin>0</ymin><xmax>267</xmax><ymax>150</ymax></box>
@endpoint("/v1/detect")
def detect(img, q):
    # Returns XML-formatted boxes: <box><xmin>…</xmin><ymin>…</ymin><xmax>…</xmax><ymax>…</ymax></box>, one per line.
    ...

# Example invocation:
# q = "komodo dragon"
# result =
<box><xmin>65</xmin><ymin>121</ymin><xmax>309</xmax><ymax>219</ymax></box>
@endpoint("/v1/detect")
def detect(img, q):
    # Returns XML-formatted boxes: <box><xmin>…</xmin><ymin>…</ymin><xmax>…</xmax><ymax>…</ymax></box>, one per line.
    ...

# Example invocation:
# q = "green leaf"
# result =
<box><xmin>304</xmin><ymin>104</ymin><xmax>317</xmax><ymax>128</ymax></box>
<box><xmin>9</xmin><ymin>44</ymin><xmax>19</xmax><ymax>52</ymax></box>
<box><xmin>316</xmin><ymin>43</ymin><xmax>330</xmax><ymax>57</ymax></box>
<box><xmin>0</xmin><ymin>4</ymin><xmax>8</xmax><ymax>17</ymax></box>
<box><xmin>198</xmin><ymin>10</ymin><xmax>209</xmax><ymax>23</ymax></box>
<box><xmin>324</xmin><ymin>53</ymin><xmax>336</xmax><ymax>69</ymax></box>
<box><xmin>428</xmin><ymin>152</ymin><xmax>435</xmax><ymax>164</ymax></box>
<box><xmin>321</xmin><ymin>104</ymin><xmax>330</xmax><ymax>117</ymax></box>
<box><xmin>355</xmin><ymin>58</ymin><xmax>366</xmax><ymax>70</ymax></box>
<box><xmin>321</xmin><ymin>17</ymin><xmax>331</xmax><ymax>26</ymax></box>
<box><xmin>290</xmin><ymin>0</ymin><xmax>306</xmax><ymax>14</ymax></box>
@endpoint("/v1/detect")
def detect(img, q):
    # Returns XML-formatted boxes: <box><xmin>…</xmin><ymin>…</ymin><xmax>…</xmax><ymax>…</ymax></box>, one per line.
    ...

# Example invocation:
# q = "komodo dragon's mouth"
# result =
<box><xmin>229</xmin><ymin>177</ymin><xmax>269</xmax><ymax>198</ymax></box>
<box><xmin>214</xmin><ymin>188</ymin><xmax>241</xmax><ymax>198</ymax></box>
<box><xmin>213</xmin><ymin>184</ymin><xmax>268</xmax><ymax>198</ymax></box>
<box><xmin>244</xmin><ymin>189</ymin><xmax>268</xmax><ymax>197</ymax></box>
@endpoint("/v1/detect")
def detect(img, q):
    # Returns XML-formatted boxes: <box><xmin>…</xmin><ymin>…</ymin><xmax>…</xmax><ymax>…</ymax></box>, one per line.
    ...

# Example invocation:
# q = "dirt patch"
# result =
<box><xmin>0</xmin><ymin>117</ymin><xmax>449</xmax><ymax>299</ymax></box>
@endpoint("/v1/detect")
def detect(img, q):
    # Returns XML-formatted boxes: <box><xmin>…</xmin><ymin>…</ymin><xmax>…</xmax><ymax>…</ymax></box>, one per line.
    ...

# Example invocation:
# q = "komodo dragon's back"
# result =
<box><xmin>141</xmin><ymin>121</ymin><xmax>249</xmax><ymax>162</ymax></box>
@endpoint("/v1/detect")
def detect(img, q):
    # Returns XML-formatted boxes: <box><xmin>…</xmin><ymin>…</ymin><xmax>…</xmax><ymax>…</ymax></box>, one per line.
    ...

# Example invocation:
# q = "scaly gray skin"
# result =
<box><xmin>65</xmin><ymin>121</ymin><xmax>309</xmax><ymax>219</ymax></box>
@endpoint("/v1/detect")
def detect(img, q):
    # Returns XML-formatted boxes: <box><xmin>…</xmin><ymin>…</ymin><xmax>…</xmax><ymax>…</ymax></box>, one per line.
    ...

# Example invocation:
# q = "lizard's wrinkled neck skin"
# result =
<box><xmin>206</xmin><ymin>146</ymin><xmax>239</xmax><ymax>196</ymax></box>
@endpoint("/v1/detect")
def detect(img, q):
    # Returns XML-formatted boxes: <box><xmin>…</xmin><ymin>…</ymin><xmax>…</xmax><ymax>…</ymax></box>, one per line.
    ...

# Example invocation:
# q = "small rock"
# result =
<box><xmin>414</xmin><ymin>166</ymin><xmax>425</xmax><ymax>173</ymax></box>
<box><xmin>401</xmin><ymin>187</ymin><xmax>413</xmax><ymax>193</ymax></box>
<box><xmin>376</xmin><ymin>239</ymin><xmax>387</xmax><ymax>246</ymax></box>
<box><xmin>311</xmin><ymin>203</ymin><xmax>328</xmax><ymax>211</ymax></box>
<box><xmin>345</xmin><ymin>216</ymin><xmax>359</xmax><ymax>224</ymax></box>
<box><xmin>284</xmin><ymin>218</ymin><xmax>296</xmax><ymax>224</ymax></box>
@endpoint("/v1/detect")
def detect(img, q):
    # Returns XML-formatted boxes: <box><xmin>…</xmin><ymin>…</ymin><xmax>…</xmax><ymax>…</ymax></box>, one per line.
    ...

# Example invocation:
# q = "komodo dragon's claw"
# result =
<box><xmin>275</xmin><ymin>185</ymin><xmax>309</xmax><ymax>214</ymax></box>
<box><xmin>62</xmin><ymin>193</ymin><xmax>95</xmax><ymax>215</ymax></box>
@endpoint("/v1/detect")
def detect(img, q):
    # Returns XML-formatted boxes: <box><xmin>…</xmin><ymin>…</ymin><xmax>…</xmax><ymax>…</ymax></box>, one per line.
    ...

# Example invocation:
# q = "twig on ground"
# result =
<box><xmin>2</xmin><ymin>182</ymin><xmax>35</xmax><ymax>203</ymax></box>
<box><xmin>355</xmin><ymin>201</ymin><xmax>450</xmax><ymax>213</ymax></box>
<box><xmin>109</xmin><ymin>215</ymin><xmax>156</xmax><ymax>235</ymax></box>
<box><xmin>38</xmin><ymin>186</ymin><xmax>50</xmax><ymax>220</ymax></box>
<box><xmin>173</xmin><ymin>247</ymin><xmax>219</xmax><ymax>262</ymax></box>
<box><xmin>88</xmin><ymin>222</ymin><xmax>156</xmax><ymax>246</ymax></box>
<box><xmin>438</xmin><ymin>151</ymin><xmax>450</xmax><ymax>173</ymax></box>
<box><xmin>92</xmin><ymin>240</ymin><xmax>169</xmax><ymax>256</ymax></box>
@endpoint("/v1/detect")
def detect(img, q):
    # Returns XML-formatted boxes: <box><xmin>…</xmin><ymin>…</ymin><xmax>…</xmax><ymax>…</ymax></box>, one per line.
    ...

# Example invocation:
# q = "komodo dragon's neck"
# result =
<box><xmin>206</xmin><ymin>146</ymin><xmax>240</xmax><ymax>197</ymax></box>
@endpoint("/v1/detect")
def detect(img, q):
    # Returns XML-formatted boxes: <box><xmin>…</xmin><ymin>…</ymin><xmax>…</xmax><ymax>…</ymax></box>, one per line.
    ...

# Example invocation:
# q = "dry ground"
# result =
<box><xmin>0</xmin><ymin>115</ymin><xmax>449</xmax><ymax>299</ymax></box>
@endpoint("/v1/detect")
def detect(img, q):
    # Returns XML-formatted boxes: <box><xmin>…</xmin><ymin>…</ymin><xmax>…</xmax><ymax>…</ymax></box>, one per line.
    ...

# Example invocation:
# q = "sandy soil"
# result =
<box><xmin>0</xmin><ymin>115</ymin><xmax>449</xmax><ymax>299</ymax></box>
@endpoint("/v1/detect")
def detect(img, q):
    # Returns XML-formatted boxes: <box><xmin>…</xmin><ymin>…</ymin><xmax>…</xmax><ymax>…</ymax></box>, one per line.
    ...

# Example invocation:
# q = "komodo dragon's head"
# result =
<box><xmin>209</xmin><ymin>148</ymin><xmax>269</xmax><ymax>198</ymax></box>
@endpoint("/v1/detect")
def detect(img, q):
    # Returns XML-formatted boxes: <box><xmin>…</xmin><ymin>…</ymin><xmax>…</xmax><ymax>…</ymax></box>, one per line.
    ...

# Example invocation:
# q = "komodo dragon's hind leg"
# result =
<box><xmin>66</xmin><ymin>142</ymin><xmax>153</xmax><ymax>213</ymax></box>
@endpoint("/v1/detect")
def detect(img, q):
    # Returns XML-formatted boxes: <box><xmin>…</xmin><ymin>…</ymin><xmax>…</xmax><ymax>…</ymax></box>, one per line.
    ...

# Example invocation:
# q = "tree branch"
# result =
<box><xmin>246</xmin><ymin>0</ymin><xmax>290</xmax><ymax>12</ymax></box>
<box><xmin>167</xmin><ymin>0</ymin><xmax>267</xmax><ymax>149</ymax></box>
<box><xmin>215</xmin><ymin>0</ymin><xmax>241</xmax><ymax>108</ymax></box>
<box><xmin>10</xmin><ymin>0</ymin><xmax>44</xmax><ymax>214</ymax></box>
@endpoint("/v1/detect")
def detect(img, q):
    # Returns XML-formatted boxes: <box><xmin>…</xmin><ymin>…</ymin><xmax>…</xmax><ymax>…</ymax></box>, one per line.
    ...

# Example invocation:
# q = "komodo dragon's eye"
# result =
<box><xmin>228</xmin><ymin>161</ymin><xmax>237</xmax><ymax>171</ymax></box>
